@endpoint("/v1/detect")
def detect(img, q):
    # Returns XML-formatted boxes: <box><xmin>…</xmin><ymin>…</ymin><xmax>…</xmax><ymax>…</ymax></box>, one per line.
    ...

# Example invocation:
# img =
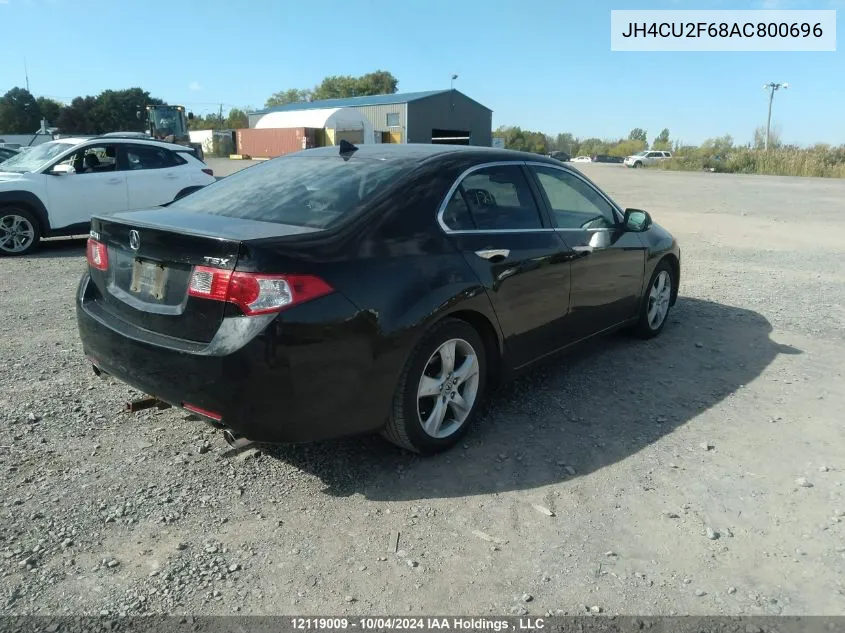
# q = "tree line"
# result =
<box><xmin>264</xmin><ymin>70</ymin><xmax>398</xmax><ymax>108</ymax></box>
<box><xmin>0</xmin><ymin>70</ymin><xmax>809</xmax><ymax>160</ymax></box>
<box><xmin>496</xmin><ymin>125</ymin><xmax>793</xmax><ymax>158</ymax></box>
<box><xmin>496</xmin><ymin>126</ymin><xmax>674</xmax><ymax>157</ymax></box>
<box><xmin>0</xmin><ymin>86</ymin><xmax>250</xmax><ymax>135</ymax></box>
<box><xmin>187</xmin><ymin>109</ymin><xmax>248</xmax><ymax>131</ymax></box>
<box><xmin>0</xmin><ymin>69</ymin><xmax>400</xmax><ymax>136</ymax></box>
<box><xmin>0</xmin><ymin>87</ymin><xmax>162</xmax><ymax>135</ymax></box>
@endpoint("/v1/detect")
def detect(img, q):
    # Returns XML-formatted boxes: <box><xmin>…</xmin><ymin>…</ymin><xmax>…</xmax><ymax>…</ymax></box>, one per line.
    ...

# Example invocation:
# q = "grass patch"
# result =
<box><xmin>657</xmin><ymin>147</ymin><xmax>845</xmax><ymax>178</ymax></box>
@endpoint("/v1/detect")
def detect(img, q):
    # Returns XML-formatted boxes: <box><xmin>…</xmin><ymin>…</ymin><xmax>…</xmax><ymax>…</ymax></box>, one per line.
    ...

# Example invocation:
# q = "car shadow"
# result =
<box><xmin>30</xmin><ymin>236</ymin><xmax>87</xmax><ymax>259</ymax></box>
<box><xmin>260</xmin><ymin>297</ymin><xmax>799</xmax><ymax>501</ymax></box>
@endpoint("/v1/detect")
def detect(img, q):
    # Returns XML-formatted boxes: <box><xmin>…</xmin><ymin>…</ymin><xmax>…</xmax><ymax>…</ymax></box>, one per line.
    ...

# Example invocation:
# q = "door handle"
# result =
<box><xmin>164</xmin><ymin>173</ymin><xmax>178</xmax><ymax>180</ymax></box>
<box><xmin>572</xmin><ymin>245</ymin><xmax>593</xmax><ymax>254</ymax></box>
<box><xmin>107</xmin><ymin>178</ymin><xmax>122</xmax><ymax>184</ymax></box>
<box><xmin>475</xmin><ymin>249</ymin><xmax>510</xmax><ymax>260</ymax></box>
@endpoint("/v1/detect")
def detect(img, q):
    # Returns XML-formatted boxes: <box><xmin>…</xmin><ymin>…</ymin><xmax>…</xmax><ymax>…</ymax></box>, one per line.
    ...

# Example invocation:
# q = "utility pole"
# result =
<box><xmin>24</xmin><ymin>57</ymin><xmax>30</xmax><ymax>92</ymax></box>
<box><xmin>762</xmin><ymin>82</ymin><xmax>788</xmax><ymax>151</ymax></box>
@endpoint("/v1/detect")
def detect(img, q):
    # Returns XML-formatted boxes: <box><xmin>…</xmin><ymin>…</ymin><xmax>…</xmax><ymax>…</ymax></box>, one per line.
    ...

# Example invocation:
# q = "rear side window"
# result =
<box><xmin>441</xmin><ymin>165</ymin><xmax>543</xmax><ymax>231</ymax></box>
<box><xmin>171</xmin><ymin>156</ymin><xmax>411</xmax><ymax>229</ymax></box>
<box><xmin>124</xmin><ymin>145</ymin><xmax>183</xmax><ymax>170</ymax></box>
<box><xmin>441</xmin><ymin>190</ymin><xmax>476</xmax><ymax>230</ymax></box>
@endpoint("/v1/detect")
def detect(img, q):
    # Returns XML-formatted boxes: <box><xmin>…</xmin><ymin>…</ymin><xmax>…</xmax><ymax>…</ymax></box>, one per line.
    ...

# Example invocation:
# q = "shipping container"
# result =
<box><xmin>235</xmin><ymin>127</ymin><xmax>321</xmax><ymax>158</ymax></box>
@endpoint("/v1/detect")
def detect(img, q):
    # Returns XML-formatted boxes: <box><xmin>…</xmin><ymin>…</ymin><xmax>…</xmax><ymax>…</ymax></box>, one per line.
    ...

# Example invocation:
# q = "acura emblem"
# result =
<box><xmin>129</xmin><ymin>230</ymin><xmax>140</xmax><ymax>251</ymax></box>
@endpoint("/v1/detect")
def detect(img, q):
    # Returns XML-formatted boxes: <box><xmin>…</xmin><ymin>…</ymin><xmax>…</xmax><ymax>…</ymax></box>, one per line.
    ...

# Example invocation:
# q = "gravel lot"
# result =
<box><xmin>1</xmin><ymin>162</ymin><xmax>844</xmax><ymax>617</ymax></box>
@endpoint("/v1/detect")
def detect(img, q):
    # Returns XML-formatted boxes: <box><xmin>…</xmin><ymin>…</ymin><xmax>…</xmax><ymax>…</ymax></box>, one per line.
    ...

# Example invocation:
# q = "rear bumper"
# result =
<box><xmin>76</xmin><ymin>273</ymin><xmax>387</xmax><ymax>444</ymax></box>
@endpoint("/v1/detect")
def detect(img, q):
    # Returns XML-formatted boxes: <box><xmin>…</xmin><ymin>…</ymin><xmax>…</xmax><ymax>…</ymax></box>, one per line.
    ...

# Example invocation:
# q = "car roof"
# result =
<box><xmin>49</xmin><ymin>138</ymin><xmax>88</xmax><ymax>146</ymax></box>
<box><xmin>288</xmin><ymin>143</ymin><xmax>563</xmax><ymax>166</ymax></box>
<box><xmin>101</xmin><ymin>131</ymin><xmax>147</xmax><ymax>135</ymax></box>
<box><xmin>54</xmin><ymin>136</ymin><xmax>194</xmax><ymax>152</ymax></box>
<box><xmin>102</xmin><ymin>137</ymin><xmax>196</xmax><ymax>151</ymax></box>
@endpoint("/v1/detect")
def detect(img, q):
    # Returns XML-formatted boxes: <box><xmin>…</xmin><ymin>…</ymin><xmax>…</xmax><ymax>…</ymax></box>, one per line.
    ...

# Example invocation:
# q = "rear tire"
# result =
<box><xmin>631</xmin><ymin>260</ymin><xmax>674</xmax><ymax>339</ymax></box>
<box><xmin>0</xmin><ymin>207</ymin><xmax>41</xmax><ymax>256</ymax></box>
<box><xmin>383</xmin><ymin>318</ymin><xmax>487</xmax><ymax>454</ymax></box>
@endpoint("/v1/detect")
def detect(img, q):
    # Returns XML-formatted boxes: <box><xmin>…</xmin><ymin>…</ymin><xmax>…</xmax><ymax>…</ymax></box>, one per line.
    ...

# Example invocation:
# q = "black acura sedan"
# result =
<box><xmin>77</xmin><ymin>143</ymin><xmax>680</xmax><ymax>454</ymax></box>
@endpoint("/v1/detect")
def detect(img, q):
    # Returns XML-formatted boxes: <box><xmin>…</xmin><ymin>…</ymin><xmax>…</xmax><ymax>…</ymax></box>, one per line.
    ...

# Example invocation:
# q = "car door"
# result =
<box><xmin>439</xmin><ymin>162</ymin><xmax>573</xmax><ymax>369</ymax></box>
<box><xmin>527</xmin><ymin>163</ymin><xmax>648</xmax><ymax>343</ymax></box>
<box><xmin>121</xmin><ymin>144</ymin><xmax>186</xmax><ymax>209</ymax></box>
<box><xmin>45</xmin><ymin>143</ymin><xmax>128</xmax><ymax>230</ymax></box>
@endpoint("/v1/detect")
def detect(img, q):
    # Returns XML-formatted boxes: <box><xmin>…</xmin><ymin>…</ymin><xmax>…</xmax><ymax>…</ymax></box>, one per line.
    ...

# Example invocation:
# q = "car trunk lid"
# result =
<box><xmin>87</xmin><ymin>209</ymin><xmax>319</xmax><ymax>343</ymax></box>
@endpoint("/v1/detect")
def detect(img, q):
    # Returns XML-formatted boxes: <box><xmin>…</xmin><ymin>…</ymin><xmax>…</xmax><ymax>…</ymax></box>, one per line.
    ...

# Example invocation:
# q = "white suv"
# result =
<box><xmin>624</xmin><ymin>150</ymin><xmax>672</xmax><ymax>168</ymax></box>
<box><xmin>0</xmin><ymin>136</ymin><xmax>216</xmax><ymax>255</ymax></box>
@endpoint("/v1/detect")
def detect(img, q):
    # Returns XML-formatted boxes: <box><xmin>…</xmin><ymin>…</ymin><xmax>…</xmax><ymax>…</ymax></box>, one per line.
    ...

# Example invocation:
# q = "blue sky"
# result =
<box><xmin>1</xmin><ymin>0</ymin><xmax>842</xmax><ymax>145</ymax></box>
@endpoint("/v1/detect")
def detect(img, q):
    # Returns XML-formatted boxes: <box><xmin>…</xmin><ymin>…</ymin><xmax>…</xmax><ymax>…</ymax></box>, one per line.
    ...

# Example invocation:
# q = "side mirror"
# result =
<box><xmin>49</xmin><ymin>164</ymin><xmax>74</xmax><ymax>176</ymax></box>
<box><xmin>623</xmin><ymin>208</ymin><xmax>651</xmax><ymax>232</ymax></box>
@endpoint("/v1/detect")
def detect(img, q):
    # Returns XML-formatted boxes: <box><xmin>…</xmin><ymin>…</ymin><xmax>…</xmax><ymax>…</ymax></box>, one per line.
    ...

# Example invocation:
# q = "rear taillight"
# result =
<box><xmin>187</xmin><ymin>266</ymin><xmax>333</xmax><ymax>316</ymax></box>
<box><xmin>86</xmin><ymin>238</ymin><xmax>108</xmax><ymax>271</ymax></box>
<box><xmin>202</xmin><ymin>168</ymin><xmax>214</xmax><ymax>176</ymax></box>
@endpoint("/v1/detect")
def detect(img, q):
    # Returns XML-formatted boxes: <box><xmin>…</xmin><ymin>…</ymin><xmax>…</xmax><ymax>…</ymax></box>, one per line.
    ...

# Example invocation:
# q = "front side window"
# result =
<box><xmin>56</xmin><ymin>144</ymin><xmax>118</xmax><ymax>174</ymax></box>
<box><xmin>442</xmin><ymin>165</ymin><xmax>543</xmax><ymax>231</ymax></box>
<box><xmin>531</xmin><ymin>166</ymin><xmax>617</xmax><ymax>230</ymax></box>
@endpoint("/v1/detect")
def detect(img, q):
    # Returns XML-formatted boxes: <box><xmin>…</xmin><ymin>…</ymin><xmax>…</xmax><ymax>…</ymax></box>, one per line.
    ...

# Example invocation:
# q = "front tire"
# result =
<box><xmin>632</xmin><ymin>260</ymin><xmax>674</xmax><ymax>339</ymax></box>
<box><xmin>0</xmin><ymin>207</ymin><xmax>41</xmax><ymax>256</ymax></box>
<box><xmin>383</xmin><ymin>318</ymin><xmax>487</xmax><ymax>454</ymax></box>
<box><xmin>633</xmin><ymin>161</ymin><xmax>642</xmax><ymax>168</ymax></box>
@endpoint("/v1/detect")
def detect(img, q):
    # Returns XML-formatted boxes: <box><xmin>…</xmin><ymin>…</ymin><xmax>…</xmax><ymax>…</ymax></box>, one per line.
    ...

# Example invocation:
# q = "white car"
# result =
<box><xmin>570</xmin><ymin>155</ymin><xmax>592</xmax><ymax>163</ymax></box>
<box><xmin>624</xmin><ymin>150</ymin><xmax>672</xmax><ymax>168</ymax></box>
<box><xmin>0</xmin><ymin>136</ymin><xmax>216</xmax><ymax>255</ymax></box>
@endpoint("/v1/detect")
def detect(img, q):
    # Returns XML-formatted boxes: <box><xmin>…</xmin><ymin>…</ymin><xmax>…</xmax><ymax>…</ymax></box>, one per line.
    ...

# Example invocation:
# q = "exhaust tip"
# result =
<box><xmin>223</xmin><ymin>430</ymin><xmax>254</xmax><ymax>450</ymax></box>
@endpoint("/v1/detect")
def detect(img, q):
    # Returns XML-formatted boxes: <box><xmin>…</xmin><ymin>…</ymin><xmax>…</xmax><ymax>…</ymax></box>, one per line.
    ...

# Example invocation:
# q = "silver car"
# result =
<box><xmin>624</xmin><ymin>150</ymin><xmax>672</xmax><ymax>168</ymax></box>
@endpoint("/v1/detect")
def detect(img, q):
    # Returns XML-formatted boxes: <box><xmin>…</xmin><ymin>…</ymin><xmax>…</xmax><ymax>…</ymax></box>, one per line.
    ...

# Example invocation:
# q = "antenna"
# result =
<box><xmin>338</xmin><ymin>139</ymin><xmax>358</xmax><ymax>160</ymax></box>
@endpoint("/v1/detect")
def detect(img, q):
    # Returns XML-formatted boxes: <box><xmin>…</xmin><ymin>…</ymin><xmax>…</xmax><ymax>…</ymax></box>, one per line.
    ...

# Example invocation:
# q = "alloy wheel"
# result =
<box><xmin>416</xmin><ymin>338</ymin><xmax>480</xmax><ymax>439</ymax></box>
<box><xmin>0</xmin><ymin>214</ymin><xmax>36</xmax><ymax>254</ymax></box>
<box><xmin>647</xmin><ymin>270</ymin><xmax>672</xmax><ymax>330</ymax></box>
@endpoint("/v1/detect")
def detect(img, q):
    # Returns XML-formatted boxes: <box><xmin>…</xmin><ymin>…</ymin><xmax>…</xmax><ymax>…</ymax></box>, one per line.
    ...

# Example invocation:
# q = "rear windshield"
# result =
<box><xmin>171</xmin><ymin>155</ymin><xmax>411</xmax><ymax>229</ymax></box>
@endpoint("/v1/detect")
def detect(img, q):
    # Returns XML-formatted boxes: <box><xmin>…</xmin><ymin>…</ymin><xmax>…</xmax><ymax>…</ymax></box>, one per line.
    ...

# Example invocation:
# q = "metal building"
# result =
<box><xmin>248</xmin><ymin>90</ymin><xmax>492</xmax><ymax>147</ymax></box>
